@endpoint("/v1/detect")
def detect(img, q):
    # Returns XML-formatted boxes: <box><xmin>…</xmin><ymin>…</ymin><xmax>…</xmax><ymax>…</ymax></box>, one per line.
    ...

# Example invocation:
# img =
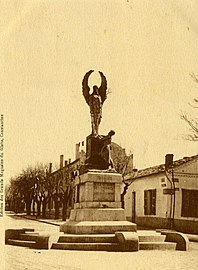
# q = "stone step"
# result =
<box><xmin>139</xmin><ymin>242</ymin><xmax>176</xmax><ymax>250</ymax></box>
<box><xmin>60</xmin><ymin>221</ymin><xmax>136</xmax><ymax>234</ymax></box>
<box><xmin>7</xmin><ymin>239</ymin><xmax>36</xmax><ymax>248</ymax></box>
<box><xmin>19</xmin><ymin>233</ymin><xmax>39</xmax><ymax>241</ymax></box>
<box><xmin>22</xmin><ymin>228</ymin><xmax>35</xmax><ymax>232</ymax></box>
<box><xmin>138</xmin><ymin>235</ymin><xmax>166</xmax><ymax>243</ymax></box>
<box><xmin>24</xmin><ymin>232</ymin><xmax>39</xmax><ymax>235</ymax></box>
<box><xmin>58</xmin><ymin>234</ymin><xmax>116</xmax><ymax>243</ymax></box>
<box><xmin>137</xmin><ymin>230</ymin><xmax>160</xmax><ymax>235</ymax></box>
<box><xmin>51</xmin><ymin>242</ymin><xmax>120</xmax><ymax>251</ymax></box>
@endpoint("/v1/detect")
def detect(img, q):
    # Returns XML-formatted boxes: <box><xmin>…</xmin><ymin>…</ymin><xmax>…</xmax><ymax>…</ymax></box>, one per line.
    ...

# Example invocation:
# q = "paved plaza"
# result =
<box><xmin>1</xmin><ymin>214</ymin><xmax>198</xmax><ymax>270</ymax></box>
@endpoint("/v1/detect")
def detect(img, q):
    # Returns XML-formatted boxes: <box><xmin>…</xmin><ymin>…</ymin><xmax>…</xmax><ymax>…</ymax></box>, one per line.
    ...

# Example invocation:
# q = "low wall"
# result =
<box><xmin>126</xmin><ymin>216</ymin><xmax>198</xmax><ymax>234</ymax></box>
<box><xmin>174</xmin><ymin>219</ymin><xmax>198</xmax><ymax>234</ymax></box>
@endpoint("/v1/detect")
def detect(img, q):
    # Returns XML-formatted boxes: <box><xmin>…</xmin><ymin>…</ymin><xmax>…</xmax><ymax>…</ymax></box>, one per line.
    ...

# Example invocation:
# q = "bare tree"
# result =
<box><xmin>111</xmin><ymin>142</ymin><xmax>134</xmax><ymax>208</ymax></box>
<box><xmin>6</xmin><ymin>164</ymin><xmax>53</xmax><ymax>217</ymax></box>
<box><xmin>5</xmin><ymin>178</ymin><xmax>25</xmax><ymax>213</ymax></box>
<box><xmin>181</xmin><ymin>73</ymin><xmax>198</xmax><ymax>141</ymax></box>
<box><xmin>111</xmin><ymin>142</ymin><xmax>130</xmax><ymax>174</ymax></box>
<box><xmin>7</xmin><ymin>170</ymin><xmax>34</xmax><ymax>215</ymax></box>
<box><xmin>60</xmin><ymin>168</ymin><xmax>74</xmax><ymax>221</ymax></box>
<box><xmin>33</xmin><ymin>164</ymin><xmax>53</xmax><ymax>218</ymax></box>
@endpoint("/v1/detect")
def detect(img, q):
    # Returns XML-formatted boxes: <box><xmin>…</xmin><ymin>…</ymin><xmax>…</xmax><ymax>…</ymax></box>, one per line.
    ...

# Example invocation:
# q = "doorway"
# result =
<box><xmin>132</xmin><ymin>191</ymin><xmax>136</xmax><ymax>223</ymax></box>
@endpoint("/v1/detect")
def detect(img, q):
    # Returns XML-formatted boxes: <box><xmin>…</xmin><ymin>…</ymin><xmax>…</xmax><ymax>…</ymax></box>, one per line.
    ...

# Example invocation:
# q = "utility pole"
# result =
<box><xmin>165</xmin><ymin>154</ymin><xmax>175</xmax><ymax>229</ymax></box>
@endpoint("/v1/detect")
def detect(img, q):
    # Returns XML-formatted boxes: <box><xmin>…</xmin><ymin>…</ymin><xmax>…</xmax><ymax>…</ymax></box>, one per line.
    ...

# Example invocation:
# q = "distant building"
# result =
<box><xmin>124</xmin><ymin>154</ymin><xmax>198</xmax><ymax>234</ymax></box>
<box><xmin>47</xmin><ymin>143</ymin><xmax>86</xmax><ymax>219</ymax></box>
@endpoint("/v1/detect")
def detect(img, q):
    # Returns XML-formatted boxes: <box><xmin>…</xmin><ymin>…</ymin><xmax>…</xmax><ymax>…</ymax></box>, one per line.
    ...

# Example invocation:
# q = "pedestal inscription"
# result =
<box><xmin>93</xmin><ymin>182</ymin><xmax>115</xmax><ymax>202</ymax></box>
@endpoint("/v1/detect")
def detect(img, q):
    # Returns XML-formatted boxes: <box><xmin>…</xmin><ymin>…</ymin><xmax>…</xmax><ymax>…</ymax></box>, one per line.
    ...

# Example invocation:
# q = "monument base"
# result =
<box><xmin>60</xmin><ymin>220</ymin><xmax>137</xmax><ymax>234</ymax></box>
<box><xmin>60</xmin><ymin>171</ymin><xmax>137</xmax><ymax>234</ymax></box>
<box><xmin>69</xmin><ymin>208</ymin><xmax>125</xmax><ymax>221</ymax></box>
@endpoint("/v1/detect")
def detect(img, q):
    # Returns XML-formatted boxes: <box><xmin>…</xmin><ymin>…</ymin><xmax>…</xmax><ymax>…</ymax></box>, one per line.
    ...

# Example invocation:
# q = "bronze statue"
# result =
<box><xmin>82</xmin><ymin>70</ymin><xmax>107</xmax><ymax>137</ymax></box>
<box><xmin>81</xmin><ymin>70</ymin><xmax>115</xmax><ymax>171</ymax></box>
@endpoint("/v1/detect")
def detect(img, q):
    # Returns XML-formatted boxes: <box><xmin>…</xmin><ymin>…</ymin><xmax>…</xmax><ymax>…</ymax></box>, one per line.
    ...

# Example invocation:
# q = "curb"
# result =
<box><xmin>186</xmin><ymin>234</ymin><xmax>198</xmax><ymax>242</ymax></box>
<box><xmin>13</xmin><ymin>214</ymin><xmax>64</xmax><ymax>227</ymax></box>
<box><xmin>156</xmin><ymin>229</ymin><xmax>198</xmax><ymax>243</ymax></box>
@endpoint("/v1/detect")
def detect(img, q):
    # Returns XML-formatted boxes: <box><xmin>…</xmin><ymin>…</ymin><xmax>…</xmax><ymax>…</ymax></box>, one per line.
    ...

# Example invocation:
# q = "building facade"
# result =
<box><xmin>44</xmin><ymin>143</ymin><xmax>86</xmax><ymax>219</ymax></box>
<box><xmin>124</xmin><ymin>155</ymin><xmax>198</xmax><ymax>234</ymax></box>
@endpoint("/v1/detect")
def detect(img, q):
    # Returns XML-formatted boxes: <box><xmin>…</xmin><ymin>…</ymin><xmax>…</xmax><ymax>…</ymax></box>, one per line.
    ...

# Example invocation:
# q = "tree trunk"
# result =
<box><xmin>32</xmin><ymin>200</ymin><xmax>35</xmax><ymax>216</ymax></box>
<box><xmin>55</xmin><ymin>199</ymin><xmax>59</xmax><ymax>219</ymax></box>
<box><xmin>26</xmin><ymin>201</ymin><xmax>31</xmax><ymax>215</ymax></box>
<box><xmin>24</xmin><ymin>192</ymin><xmax>33</xmax><ymax>215</ymax></box>
<box><xmin>48</xmin><ymin>197</ymin><xmax>52</xmax><ymax>218</ymax></box>
<box><xmin>121</xmin><ymin>183</ymin><xmax>129</xmax><ymax>209</ymax></box>
<box><xmin>14</xmin><ymin>198</ymin><xmax>18</xmax><ymax>213</ymax></box>
<box><xmin>37</xmin><ymin>201</ymin><xmax>41</xmax><ymax>217</ymax></box>
<box><xmin>62</xmin><ymin>193</ymin><xmax>67</xmax><ymax>221</ymax></box>
<box><xmin>42</xmin><ymin>201</ymin><xmax>47</xmax><ymax>218</ymax></box>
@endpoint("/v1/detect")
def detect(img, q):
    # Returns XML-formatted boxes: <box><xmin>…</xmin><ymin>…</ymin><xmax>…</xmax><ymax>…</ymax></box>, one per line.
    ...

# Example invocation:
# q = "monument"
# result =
<box><xmin>60</xmin><ymin>70</ymin><xmax>137</xmax><ymax>235</ymax></box>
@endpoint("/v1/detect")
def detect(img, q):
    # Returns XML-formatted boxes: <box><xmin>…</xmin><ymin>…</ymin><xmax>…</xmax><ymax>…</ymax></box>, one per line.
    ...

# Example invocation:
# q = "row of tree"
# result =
<box><xmin>5</xmin><ymin>163</ymin><xmax>73</xmax><ymax>220</ymax></box>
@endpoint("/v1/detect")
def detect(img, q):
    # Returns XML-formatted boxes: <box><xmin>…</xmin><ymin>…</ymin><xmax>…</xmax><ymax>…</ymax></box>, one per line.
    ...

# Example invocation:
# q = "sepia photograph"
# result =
<box><xmin>1</xmin><ymin>1</ymin><xmax>198</xmax><ymax>269</ymax></box>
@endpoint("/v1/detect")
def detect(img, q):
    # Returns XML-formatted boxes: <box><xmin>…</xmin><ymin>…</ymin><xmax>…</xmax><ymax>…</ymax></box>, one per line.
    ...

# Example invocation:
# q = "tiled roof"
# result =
<box><xmin>125</xmin><ymin>154</ymin><xmax>198</xmax><ymax>180</ymax></box>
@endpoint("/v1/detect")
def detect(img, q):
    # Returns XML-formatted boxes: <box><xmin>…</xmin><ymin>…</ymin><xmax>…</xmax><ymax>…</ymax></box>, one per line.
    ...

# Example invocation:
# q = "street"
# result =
<box><xmin>2</xmin><ymin>214</ymin><xmax>198</xmax><ymax>270</ymax></box>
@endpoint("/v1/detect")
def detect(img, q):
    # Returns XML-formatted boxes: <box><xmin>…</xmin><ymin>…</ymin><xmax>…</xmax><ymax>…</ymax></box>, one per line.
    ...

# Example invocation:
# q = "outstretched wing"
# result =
<box><xmin>98</xmin><ymin>71</ymin><xmax>107</xmax><ymax>104</ymax></box>
<box><xmin>82</xmin><ymin>70</ymin><xmax>94</xmax><ymax>105</ymax></box>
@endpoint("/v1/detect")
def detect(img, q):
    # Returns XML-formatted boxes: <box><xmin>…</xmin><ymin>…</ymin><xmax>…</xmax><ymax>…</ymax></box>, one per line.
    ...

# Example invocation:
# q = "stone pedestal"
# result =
<box><xmin>60</xmin><ymin>171</ymin><xmax>136</xmax><ymax>234</ymax></box>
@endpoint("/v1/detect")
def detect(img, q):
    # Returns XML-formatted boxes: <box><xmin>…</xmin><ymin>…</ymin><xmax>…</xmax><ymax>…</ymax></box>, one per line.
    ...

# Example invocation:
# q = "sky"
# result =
<box><xmin>0</xmin><ymin>0</ymin><xmax>198</xmax><ymax>183</ymax></box>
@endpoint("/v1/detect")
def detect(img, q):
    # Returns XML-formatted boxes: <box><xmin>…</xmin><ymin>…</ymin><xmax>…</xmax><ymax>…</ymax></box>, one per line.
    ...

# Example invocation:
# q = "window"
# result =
<box><xmin>181</xmin><ymin>189</ymin><xmax>198</xmax><ymax>218</ymax></box>
<box><xmin>144</xmin><ymin>189</ymin><xmax>156</xmax><ymax>215</ymax></box>
<box><xmin>161</xmin><ymin>178</ymin><xmax>165</xmax><ymax>183</ymax></box>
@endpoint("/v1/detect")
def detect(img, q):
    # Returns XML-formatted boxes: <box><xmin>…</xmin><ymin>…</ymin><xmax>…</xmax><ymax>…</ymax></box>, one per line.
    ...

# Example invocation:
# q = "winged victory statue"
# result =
<box><xmin>82</xmin><ymin>70</ymin><xmax>107</xmax><ymax>137</ymax></box>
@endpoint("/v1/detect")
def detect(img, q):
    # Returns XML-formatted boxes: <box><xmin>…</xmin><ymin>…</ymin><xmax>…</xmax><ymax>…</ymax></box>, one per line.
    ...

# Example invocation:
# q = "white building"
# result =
<box><xmin>124</xmin><ymin>154</ymin><xmax>198</xmax><ymax>234</ymax></box>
